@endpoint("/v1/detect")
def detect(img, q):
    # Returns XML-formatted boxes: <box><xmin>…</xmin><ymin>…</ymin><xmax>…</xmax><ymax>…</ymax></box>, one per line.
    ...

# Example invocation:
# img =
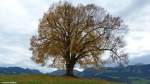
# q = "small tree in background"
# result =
<box><xmin>30</xmin><ymin>1</ymin><xmax>128</xmax><ymax>76</ymax></box>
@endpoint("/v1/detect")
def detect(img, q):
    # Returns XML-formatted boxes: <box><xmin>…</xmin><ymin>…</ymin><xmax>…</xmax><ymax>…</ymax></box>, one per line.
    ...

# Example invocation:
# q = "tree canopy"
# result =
<box><xmin>30</xmin><ymin>2</ymin><xmax>128</xmax><ymax>76</ymax></box>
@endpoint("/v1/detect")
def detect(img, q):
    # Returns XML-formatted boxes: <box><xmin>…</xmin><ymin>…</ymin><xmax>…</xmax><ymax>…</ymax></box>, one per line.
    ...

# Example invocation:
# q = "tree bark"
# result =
<box><xmin>65</xmin><ymin>61</ymin><xmax>75</xmax><ymax>77</ymax></box>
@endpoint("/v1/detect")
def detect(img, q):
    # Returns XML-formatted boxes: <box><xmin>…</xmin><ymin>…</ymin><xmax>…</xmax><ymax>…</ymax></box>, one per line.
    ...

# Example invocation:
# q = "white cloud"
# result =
<box><xmin>0</xmin><ymin>0</ymin><xmax>33</xmax><ymax>34</ymax></box>
<box><xmin>124</xmin><ymin>3</ymin><xmax>150</xmax><ymax>58</ymax></box>
<box><xmin>0</xmin><ymin>0</ymin><xmax>54</xmax><ymax>72</ymax></box>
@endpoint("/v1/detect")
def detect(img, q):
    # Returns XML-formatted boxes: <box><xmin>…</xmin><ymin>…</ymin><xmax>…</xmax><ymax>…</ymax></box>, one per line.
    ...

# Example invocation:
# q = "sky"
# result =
<box><xmin>0</xmin><ymin>0</ymin><xmax>150</xmax><ymax>73</ymax></box>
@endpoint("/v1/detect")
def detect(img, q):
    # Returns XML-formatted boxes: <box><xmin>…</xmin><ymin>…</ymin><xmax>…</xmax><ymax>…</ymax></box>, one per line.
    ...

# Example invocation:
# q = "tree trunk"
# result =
<box><xmin>65</xmin><ymin>62</ymin><xmax>75</xmax><ymax>77</ymax></box>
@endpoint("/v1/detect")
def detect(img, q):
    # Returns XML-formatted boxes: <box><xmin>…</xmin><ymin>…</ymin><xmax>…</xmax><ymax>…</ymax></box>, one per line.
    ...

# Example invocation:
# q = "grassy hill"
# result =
<box><xmin>0</xmin><ymin>74</ymin><xmax>120</xmax><ymax>84</ymax></box>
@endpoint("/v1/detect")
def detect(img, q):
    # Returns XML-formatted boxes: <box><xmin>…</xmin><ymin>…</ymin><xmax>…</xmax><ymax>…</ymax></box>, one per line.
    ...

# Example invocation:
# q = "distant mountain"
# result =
<box><xmin>79</xmin><ymin>68</ymin><xmax>99</xmax><ymax>78</ymax></box>
<box><xmin>49</xmin><ymin>69</ymin><xmax>81</xmax><ymax>76</ymax></box>
<box><xmin>49</xmin><ymin>70</ymin><xmax>65</xmax><ymax>76</ymax></box>
<box><xmin>81</xmin><ymin>64</ymin><xmax>150</xmax><ymax>77</ymax></box>
<box><xmin>49</xmin><ymin>64</ymin><xmax>150</xmax><ymax>82</ymax></box>
<box><xmin>80</xmin><ymin>64</ymin><xmax>150</xmax><ymax>82</ymax></box>
<box><xmin>0</xmin><ymin>67</ymin><xmax>42</xmax><ymax>74</ymax></box>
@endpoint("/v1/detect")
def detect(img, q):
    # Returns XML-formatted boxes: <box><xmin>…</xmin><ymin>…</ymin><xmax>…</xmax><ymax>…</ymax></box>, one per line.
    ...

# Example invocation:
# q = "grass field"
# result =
<box><xmin>129</xmin><ymin>78</ymin><xmax>150</xmax><ymax>84</ymax></box>
<box><xmin>0</xmin><ymin>74</ymin><xmax>120</xmax><ymax>84</ymax></box>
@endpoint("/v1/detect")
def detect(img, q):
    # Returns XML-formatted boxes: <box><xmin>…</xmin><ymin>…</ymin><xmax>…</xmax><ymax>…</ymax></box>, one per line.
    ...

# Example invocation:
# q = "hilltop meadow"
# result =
<box><xmin>0</xmin><ymin>74</ymin><xmax>120</xmax><ymax>84</ymax></box>
<box><xmin>0</xmin><ymin>74</ymin><xmax>150</xmax><ymax>84</ymax></box>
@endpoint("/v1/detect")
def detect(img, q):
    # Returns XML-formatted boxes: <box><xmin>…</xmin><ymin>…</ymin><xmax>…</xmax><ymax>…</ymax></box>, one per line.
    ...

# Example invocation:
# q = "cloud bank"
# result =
<box><xmin>0</xmin><ymin>0</ymin><xmax>150</xmax><ymax>72</ymax></box>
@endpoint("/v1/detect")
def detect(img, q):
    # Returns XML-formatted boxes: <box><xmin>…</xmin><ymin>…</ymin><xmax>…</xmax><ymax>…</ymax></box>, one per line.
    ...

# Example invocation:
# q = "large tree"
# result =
<box><xmin>30</xmin><ymin>2</ymin><xmax>128</xmax><ymax>76</ymax></box>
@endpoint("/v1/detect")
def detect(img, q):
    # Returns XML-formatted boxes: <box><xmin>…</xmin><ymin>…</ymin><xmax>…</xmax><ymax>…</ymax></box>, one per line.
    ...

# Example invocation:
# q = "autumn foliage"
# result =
<box><xmin>30</xmin><ymin>2</ymin><xmax>128</xmax><ymax>76</ymax></box>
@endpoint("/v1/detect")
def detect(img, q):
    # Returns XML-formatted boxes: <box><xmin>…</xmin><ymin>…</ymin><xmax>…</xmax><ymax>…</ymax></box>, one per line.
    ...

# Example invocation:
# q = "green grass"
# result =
<box><xmin>131</xmin><ymin>78</ymin><xmax>150</xmax><ymax>84</ymax></box>
<box><xmin>0</xmin><ymin>74</ymin><xmax>120</xmax><ymax>84</ymax></box>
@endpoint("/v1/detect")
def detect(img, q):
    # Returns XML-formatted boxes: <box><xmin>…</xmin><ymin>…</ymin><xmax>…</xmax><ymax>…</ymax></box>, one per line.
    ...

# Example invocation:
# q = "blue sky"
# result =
<box><xmin>0</xmin><ymin>0</ymin><xmax>150</xmax><ymax>72</ymax></box>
